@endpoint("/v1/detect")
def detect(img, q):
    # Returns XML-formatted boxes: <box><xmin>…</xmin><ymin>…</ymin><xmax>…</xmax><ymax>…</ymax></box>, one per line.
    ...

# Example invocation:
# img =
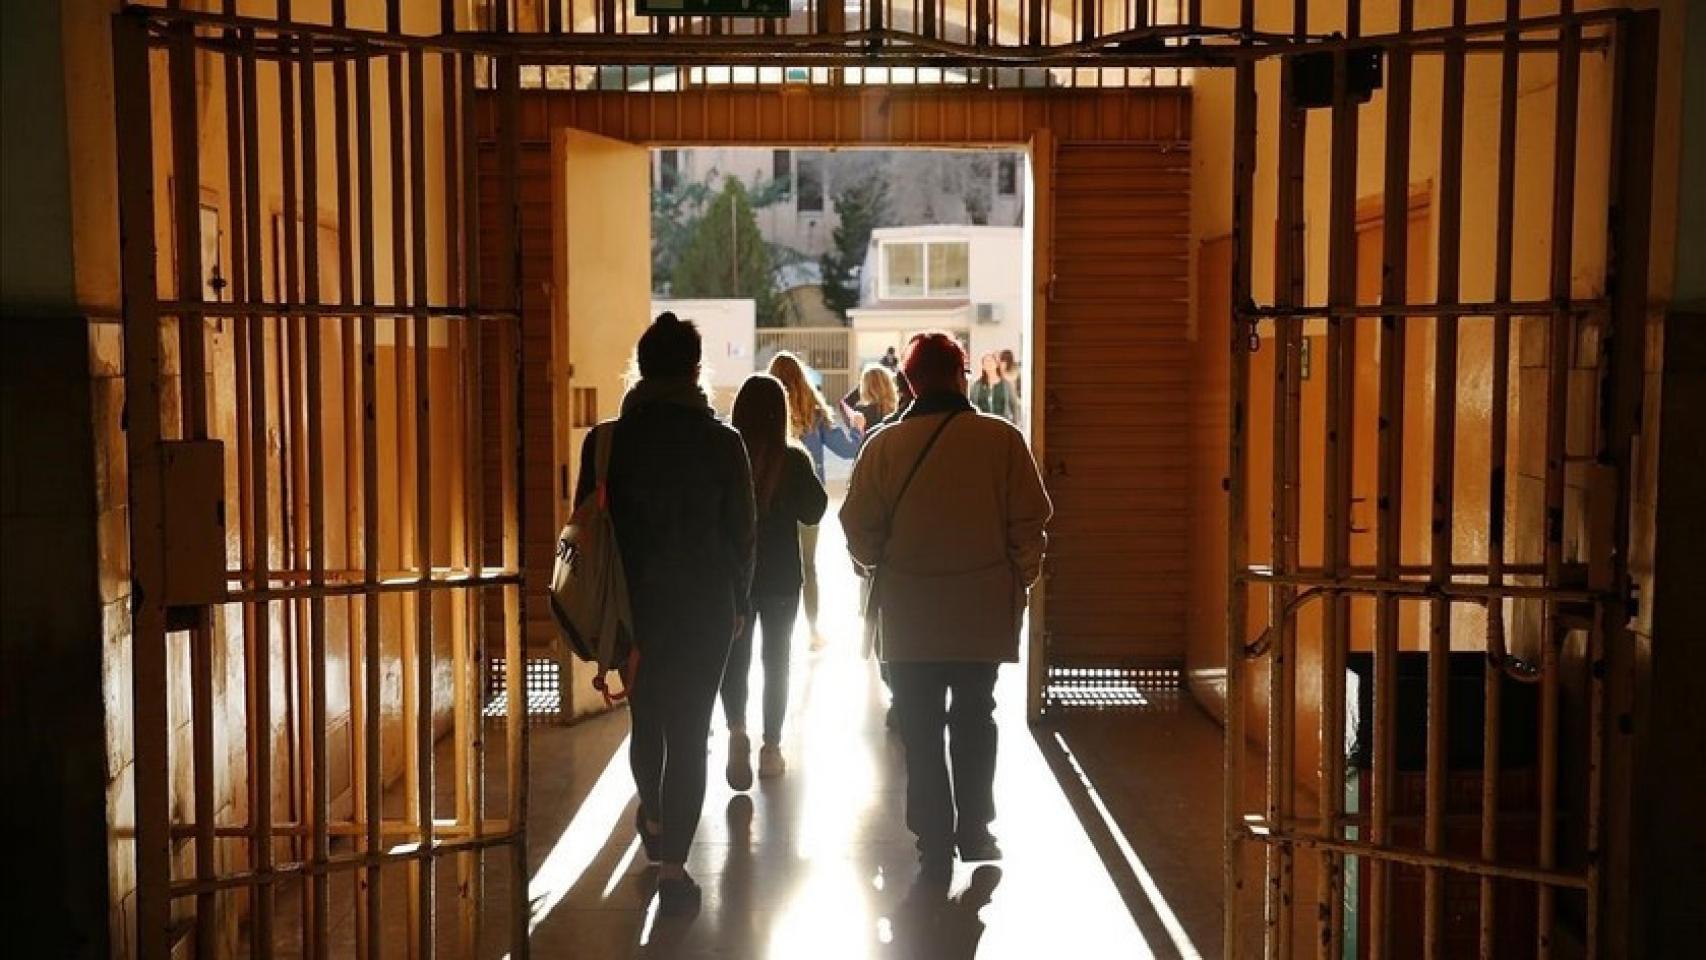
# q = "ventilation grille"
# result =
<box><xmin>1044</xmin><ymin>664</ymin><xmax>1184</xmax><ymax>712</ymax></box>
<box><xmin>485</xmin><ymin>657</ymin><xmax>563</xmax><ymax>723</ymax></box>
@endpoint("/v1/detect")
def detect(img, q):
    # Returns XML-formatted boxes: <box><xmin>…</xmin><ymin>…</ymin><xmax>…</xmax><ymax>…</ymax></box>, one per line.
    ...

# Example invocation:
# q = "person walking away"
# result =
<box><xmin>840</xmin><ymin>331</ymin><xmax>1051</xmax><ymax>880</ymax></box>
<box><xmin>768</xmin><ymin>350</ymin><xmax>862</xmax><ymax>649</ymax></box>
<box><xmin>969</xmin><ymin>352</ymin><xmax>1016</xmax><ymax>423</ymax></box>
<box><xmin>576</xmin><ymin>312</ymin><xmax>755</xmax><ymax>914</ymax></box>
<box><xmin>721</xmin><ymin>374</ymin><xmax>828</xmax><ymax>788</ymax></box>
<box><xmin>841</xmin><ymin>364</ymin><xmax>901</xmax><ymax>450</ymax></box>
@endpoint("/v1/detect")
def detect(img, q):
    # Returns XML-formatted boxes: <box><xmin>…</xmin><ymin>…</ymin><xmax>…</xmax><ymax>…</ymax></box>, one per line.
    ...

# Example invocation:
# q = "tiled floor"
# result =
<box><xmin>498</xmin><ymin>508</ymin><xmax>1243</xmax><ymax>960</ymax></box>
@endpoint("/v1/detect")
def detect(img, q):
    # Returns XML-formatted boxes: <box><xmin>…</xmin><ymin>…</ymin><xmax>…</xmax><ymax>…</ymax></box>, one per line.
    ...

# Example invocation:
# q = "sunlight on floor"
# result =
<box><xmin>513</xmin><ymin>501</ymin><xmax>1186</xmax><ymax>958</ymax></box>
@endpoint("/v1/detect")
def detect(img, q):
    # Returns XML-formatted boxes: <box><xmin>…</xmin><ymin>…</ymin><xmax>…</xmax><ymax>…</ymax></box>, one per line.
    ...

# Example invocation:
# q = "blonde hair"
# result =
<box><xmin>767</xmin><ymin>350</ymin><xmax>833</xmax><ymax>440</ymax></box>
<box><xmin>859</xmin><ymin>364</ymin><xmax>899</xmax><ymax>420</ymax></box>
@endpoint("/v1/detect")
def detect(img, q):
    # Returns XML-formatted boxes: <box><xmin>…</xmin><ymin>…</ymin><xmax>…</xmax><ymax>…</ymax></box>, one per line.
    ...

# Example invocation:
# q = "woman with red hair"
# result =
<box><xmin>839</xmin><ymin>331</ymin><xmax>1052</xmax><ymax>880</ymax></box>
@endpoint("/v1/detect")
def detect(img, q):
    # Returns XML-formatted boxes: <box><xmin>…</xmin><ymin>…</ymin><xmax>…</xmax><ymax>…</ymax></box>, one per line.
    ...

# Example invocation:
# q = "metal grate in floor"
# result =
<box><xmin>485</xmin><ymin>657</ymin><xmax>564</xmax><ymax>722</ymax></box>
<box><xmin>1044</xmin><ymin>664</ymin><xmax>1185</xmax><ymax>712</ymax></box>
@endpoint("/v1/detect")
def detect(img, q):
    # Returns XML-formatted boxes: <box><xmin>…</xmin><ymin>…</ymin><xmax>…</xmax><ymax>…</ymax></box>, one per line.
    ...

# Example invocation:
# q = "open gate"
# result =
<box><xmin>113</xmin><ymin>8</ymin><xmax>530</xmax><ymax>958</ymax></box>
<box><xmin>105</xmin><ymin>1</ymin><xmax>1662</xmax><ymax>958</ymax></box>
<box><xmin>1223</xmin><ymin>5</ymin><xmax>1658</xmax><ymax>959</ymax></box>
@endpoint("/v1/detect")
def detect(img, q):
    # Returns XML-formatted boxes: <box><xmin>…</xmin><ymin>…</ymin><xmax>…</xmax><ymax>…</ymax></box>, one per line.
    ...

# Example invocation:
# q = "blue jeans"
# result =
<box><xmin>720</xmin><ymin>593</ymin><xmax>801</xmax><ymax>743</ymax></box>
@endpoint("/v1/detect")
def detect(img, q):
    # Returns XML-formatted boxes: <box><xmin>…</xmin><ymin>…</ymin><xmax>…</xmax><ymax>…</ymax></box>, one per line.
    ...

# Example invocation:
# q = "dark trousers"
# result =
<box><xmin>628</xmin><ymin>645</ymin><xmax>726</xmax><ymax>863</ymax></box>
<box><xmin>887</xmin><ymin>661</ymin><xmax>1000</xmax><ymax>853</ymax></box>
<box><xmin>720</xmin><ymin>593</ymin><xmax>800</xmax><ymax>744</ymax></box>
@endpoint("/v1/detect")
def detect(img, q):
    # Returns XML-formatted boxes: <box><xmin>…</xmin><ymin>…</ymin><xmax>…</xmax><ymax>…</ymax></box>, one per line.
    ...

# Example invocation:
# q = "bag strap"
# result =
<box><xmin>882</xmin><ymin>409</ymin><xmax>964</xmax><ymax>541</ymax></box>
<box><xmin>592</xmin><ymin>421</ymin><xmax>615</xmax><ymax>507</ymax></box>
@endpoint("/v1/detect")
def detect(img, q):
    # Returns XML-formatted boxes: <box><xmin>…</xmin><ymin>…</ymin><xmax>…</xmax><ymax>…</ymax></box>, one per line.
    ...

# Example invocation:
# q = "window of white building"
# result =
<box><xmin>881</xmin><ymin>240</ymin><xmax>970</xmax><ymax>299</ymax></box>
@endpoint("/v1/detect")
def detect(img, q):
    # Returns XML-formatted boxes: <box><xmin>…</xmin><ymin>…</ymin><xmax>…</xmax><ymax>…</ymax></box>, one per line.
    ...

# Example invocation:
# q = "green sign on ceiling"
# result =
<box><xmin>636</xmin><ymin>0</ymin><xmax>792</xmax><ymax>16</ymax></box>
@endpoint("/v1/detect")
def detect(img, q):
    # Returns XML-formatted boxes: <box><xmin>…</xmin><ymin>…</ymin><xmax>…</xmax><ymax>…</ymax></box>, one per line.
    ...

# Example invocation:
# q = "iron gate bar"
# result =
<box><xmin>1243</xmin><ymin>825</ymin><xmax>1590</xmax><ymax>890</ymax></box>
<box><xmin>1317</xmin><ymin>31</ymin><xmax>1358</xmax><ymax>959</ymax></box>
<box><xmin>1240</xmin><ymin>299</ymin><xmax>1608</xmax><ymax>318</ymax></box>
<box><xmin>1538</xmin><ymin>12</ymin><xmax>1582</xmax><ymax>958</ymax></box>
<box><xmin>1481</xmin><ymin>3</ymin><xmax>1522</xmax><ymax>953</ymax></box>
<box><xmin>154</xmin><ymin>300</ymin><xmax>519</xmax><ymax>319</ymax></box>
<box><xmin>1237</xmin><ymin>571</ymin><xmax>1603</xmax><ymax>605</ymax></box>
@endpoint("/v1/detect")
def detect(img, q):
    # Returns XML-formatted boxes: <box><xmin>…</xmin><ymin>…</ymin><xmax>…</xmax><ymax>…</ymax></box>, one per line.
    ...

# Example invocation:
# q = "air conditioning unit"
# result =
<box><xmin>975</xmin><ymin>303</ymin><xmax>1002</xmax><ymax>325</ymax></box>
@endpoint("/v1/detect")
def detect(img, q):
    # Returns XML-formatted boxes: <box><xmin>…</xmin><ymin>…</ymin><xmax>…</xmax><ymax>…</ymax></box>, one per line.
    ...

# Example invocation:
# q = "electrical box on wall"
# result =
<box><xmin>161</xmin><ymin>439</ymin><xmax>227</xmax><ymax>609</ymax></box>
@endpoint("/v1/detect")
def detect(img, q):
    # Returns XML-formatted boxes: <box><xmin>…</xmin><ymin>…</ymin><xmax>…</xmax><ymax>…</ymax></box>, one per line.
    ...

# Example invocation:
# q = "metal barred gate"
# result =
<box><xmin>1223</xmin><ymin>4</ymin><xmax>1657</xmax><ymax>959</ymax></box>
<box><xmin>106</xmin><ymin>1</ymin><xmax>1660</xmax><ymax>958</ymax></box>
<box><xmin>113</xmin><ymin>8</ymin><xmax>530</xmax><ymax>958</ymax></box>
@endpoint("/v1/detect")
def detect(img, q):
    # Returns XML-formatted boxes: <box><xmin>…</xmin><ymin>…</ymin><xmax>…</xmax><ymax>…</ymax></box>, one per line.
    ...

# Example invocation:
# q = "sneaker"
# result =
<box><xmin>808</xmin><ymin>627</ymin><xmax>827</xmax><ymax>652</ymax></box>
<box><xmin>726</xmin><ymin>731</ymin><xmax>753</xmax><ymax>791</ymax></box>
<box><xmin>956</xmin><ymin>831</ymin><xmax>1004</xmax><ymax>863</ymax></box>
<box><xmin>758</xmin><ymin>743</ymin><xmax>787</xmax><ymax>778</ymax></box>
<box><xmin>656</xmin><ymin>873</ymin><xmax>702</xmax><ymax>916</ymax></box>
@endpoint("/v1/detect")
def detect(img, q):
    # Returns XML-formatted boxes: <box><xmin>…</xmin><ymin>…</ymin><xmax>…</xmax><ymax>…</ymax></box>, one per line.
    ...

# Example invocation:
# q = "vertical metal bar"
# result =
<box><xmin>1269</xmin><ymin>14</ymin><xmax>1306</xmax><ymax>954</ymax></box>
<box><xmin>407</xmin><ymin>45</ymin><xmax>438</xmax><ymax>960</ymax></box>
<box><xmin>1424</xmin><ymin>6</ymin><xmax>1468</xmax><ymax>957</ymax></box>
<box><xmin>383</xmin><ymin>47</ymin><xmax>425</xmax><ymax>960</ymax></box>
<box><xmin>1319</xmin><ymin>36</ymin><xmax>1359</xmax><ymax>960</ymax></box>
<box><xmin>1371</xmin><ymin>4</ymin><xmax>1413</xmax><ymax>956</ymax></box>
<box><xmin>1538</xmin><ymin>15</ymin><xmax>1581</xmax><ymax>959</ymax></box>
<box><xmin>165</xmin><ymin>21</ymin><xmax>220</xmax><ymax>959</ymax></box>
<box><xmin>239</xmin><ymin>32</ymin><xmax>276</xmax><ymax>959</ymax></box>
<box><xmin>1594</xmin><ymin>15</ymin><xmax>1658</xmax><ymax>956</ymax></box>
<box><xmin>274</xmin><ymin>24</ymin><xmax>309</xmax><ymax>949</ymax></box>
<box><xmin>330</xmin><ymin>35</ymin><xmax>371</xmax><ymax>960</ymax></box>
<box><xmin>460</xmin><ymin>49</ymin><xmax>488</xmax><ymax>959</ymax></box>
<box><xmin>112</xmin><ymin>14</ymin><xmax>171</xmax><ymax>960</ymax></box>
<box><xmin>496</xmin><ymin>53</ymin><xmax>531</xmax><ymax>960</ymax></box>
<box><xmin>1225</xmin><ymin>7</ymin><xmax>1256</xmax><ymax>953</ymax></box>
<box><xmin>1480</xmin><ymin>6</ymin><xmax>1521</xmax><ymax>957</ymax></box>
<box><xmin>297</xmin><ymin>31</ymin><xmax>331</xmax><ymax>960</ymax></box>
<box><xmin>441</xmin><ymin>46</ymin><xmax>479</xmax><ymax>960</ymax></box>
<box><xmin>355</xmin><ymin>38</ymin><xmax>386</xmax><ymax>956</ymax></box>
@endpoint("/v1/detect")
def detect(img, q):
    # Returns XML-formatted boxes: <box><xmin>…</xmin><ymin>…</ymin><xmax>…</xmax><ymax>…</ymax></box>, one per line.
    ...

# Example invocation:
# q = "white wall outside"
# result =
<box><xmin>652</xmin><ymin>297</ymin><xmax>756</xmax><ymax>411</ymax></box>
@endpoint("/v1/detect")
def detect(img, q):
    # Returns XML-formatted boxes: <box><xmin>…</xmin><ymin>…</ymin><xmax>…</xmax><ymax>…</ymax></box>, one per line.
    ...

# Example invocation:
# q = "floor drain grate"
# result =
<box><xmin>485</xmin><ymin>657</ymin><xmax>563</xmax><ymax>722</ymax></box>
<box><xmin>1045</xmin><ymin>665</ymin><xmax>1184</xmax><ymax>711</ymax></box>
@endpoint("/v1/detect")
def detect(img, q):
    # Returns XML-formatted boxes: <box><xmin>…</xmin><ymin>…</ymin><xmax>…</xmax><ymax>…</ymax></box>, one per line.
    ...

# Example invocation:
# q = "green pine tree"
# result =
<box><xmin>670</xmin><ymin>177</ymin><xmax>779</xmax><ymax>324</ymax></box>
<box><xmin>820</xmin><ymin>175</ymin><xmax>889</xmax><ymax>319</ymax></box>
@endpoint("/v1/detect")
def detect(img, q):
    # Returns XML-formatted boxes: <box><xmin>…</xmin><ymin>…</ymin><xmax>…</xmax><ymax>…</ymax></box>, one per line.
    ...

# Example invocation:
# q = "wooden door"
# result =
<box><xmin>1040</xmin><ymin>141</ymin><xmax>1193</xmax><ymax>669</ymax></box>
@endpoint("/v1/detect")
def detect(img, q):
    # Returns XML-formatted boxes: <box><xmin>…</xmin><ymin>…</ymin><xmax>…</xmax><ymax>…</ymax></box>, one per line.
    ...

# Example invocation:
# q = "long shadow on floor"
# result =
<box><xmin>1032</xmin><ymin>698</ymin><xmax>1233</xmax><ymax>960</ymax></box>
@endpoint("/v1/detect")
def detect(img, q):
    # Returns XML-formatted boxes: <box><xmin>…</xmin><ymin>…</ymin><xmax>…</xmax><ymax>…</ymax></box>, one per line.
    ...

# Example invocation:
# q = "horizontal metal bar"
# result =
<box><xmin>223</xmin><ymin>571</ymin><xmax>523</xmax><ymax>603</ymax></box>
<box><xmin>165</xmin><ymin>831</ymin><xmax>518</xmax><ymax>898</ymax></box>
<box><xmin>167</xmin><ymin>819</ymin><xmax>511</xmax><ymax>839</ymax></box>
<box><xmin>1240</xmin><ymin>298</ymin><xmax>1606</xmax><ymax>320</ymax></box>
<box><xmin>157</xmin><ymin>299</ymin><xmax>518</xmax><ymax>321</ymax></box>
<box><xmin>1237</xmin><ymin>569</ymin><xmax>1601</xmax><ymax>604</ymax></box>
<box><xmin>1242</xmin><ymin>821</ymin><xmax>1589</xmax><ymax>890</ymax></box>
<box><xmin>130</xmin><ymin>7</ymin><xmax>1621</xmax><ymax>69</ymax></box>
<box><xmin>226</xmin><ymin>565</ymin><xmax>516</xmax><ymax>583</ymax></box>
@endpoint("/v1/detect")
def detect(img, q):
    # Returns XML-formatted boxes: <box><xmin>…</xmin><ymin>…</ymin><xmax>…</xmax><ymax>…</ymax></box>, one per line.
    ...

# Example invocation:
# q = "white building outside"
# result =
<box><xmin>847</xmin><ymin>224</ymin><xmax>1027</xmax><ymax>380</ymax></box>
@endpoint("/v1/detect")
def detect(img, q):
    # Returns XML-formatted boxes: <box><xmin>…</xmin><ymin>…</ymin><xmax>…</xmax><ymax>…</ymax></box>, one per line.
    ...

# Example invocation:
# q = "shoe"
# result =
<box><xmin>726</xmin><ymin>731</ymin><xmax>753</xmax><ymax>791</ymax></box>
<box><xmin>758</xmin><ymin>743</ymin><xmax>787</xmax><ymax>778</ymax></box>
<box><xmin>656</xmin><ymin>873</ymin><xmax>702</xmax><ymax>916</ymax></box>
<box><xmin>809</xmin><ymin>628</ymin><xmax>827</xmax><ymax>652</ymax></box>
<box><xmin>957</xmin><ymin>831</ymin><xmax>1003</xmax><ymax>863</ymax></box>
<box><xmin>634</xmin><ymin>805</ymin><xmax>662</xmax><ymax>862</ymax></box>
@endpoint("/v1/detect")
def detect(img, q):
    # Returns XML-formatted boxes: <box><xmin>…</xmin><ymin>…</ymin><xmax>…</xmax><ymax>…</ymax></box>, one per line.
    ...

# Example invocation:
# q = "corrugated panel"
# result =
<box><xmin>1044</xmin><ymin>142</ymin><xmax>1192</xmax><ymax>665</ymax></box>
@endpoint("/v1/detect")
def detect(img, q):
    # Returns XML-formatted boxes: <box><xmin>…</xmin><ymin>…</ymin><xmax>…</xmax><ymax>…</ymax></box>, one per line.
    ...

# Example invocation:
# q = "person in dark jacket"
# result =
<box><xmin>767</xmin><ymin>350</ymin><xmax>862</xmax><ymax>648</ymax></box>
<box><xmin>574</xmin><ymin>312</ymin><xmax>755</xmax><ymax>915</ymax></box>
<box><xmin>720</xmin><ymin>374</ymin><xmax>829</xmax><ymax>790</ymax></box>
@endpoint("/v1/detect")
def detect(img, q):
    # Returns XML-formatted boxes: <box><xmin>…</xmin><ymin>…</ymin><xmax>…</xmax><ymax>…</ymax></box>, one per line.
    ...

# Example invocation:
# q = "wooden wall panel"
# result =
<box><xmin>1043</xmin><ymin>141</ymin><xmax>1193</xmax><ymax>665</ymax></box>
